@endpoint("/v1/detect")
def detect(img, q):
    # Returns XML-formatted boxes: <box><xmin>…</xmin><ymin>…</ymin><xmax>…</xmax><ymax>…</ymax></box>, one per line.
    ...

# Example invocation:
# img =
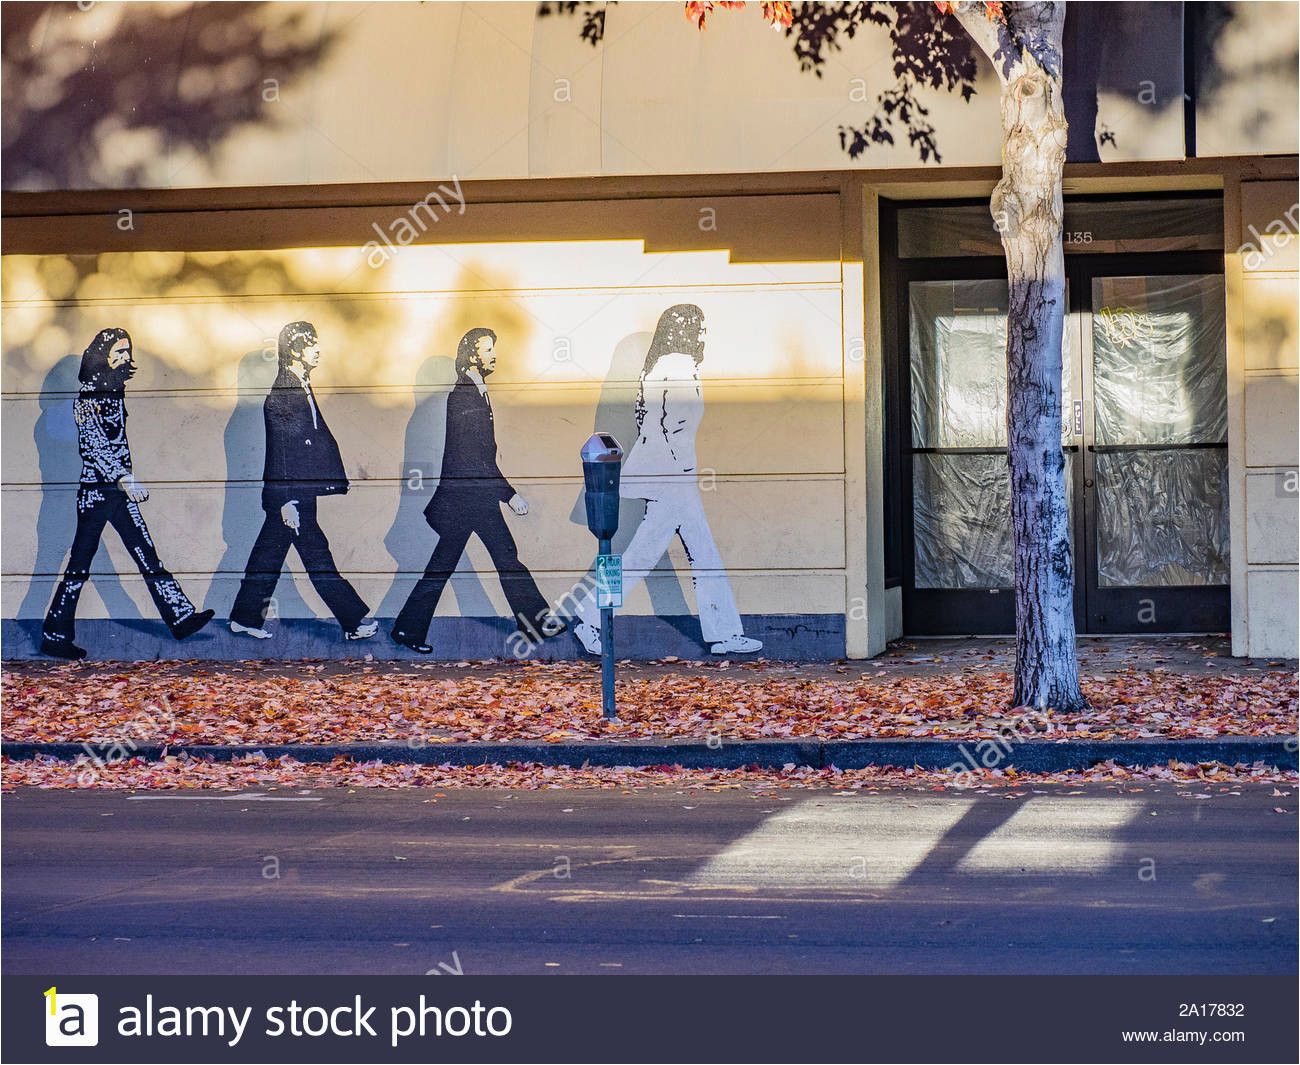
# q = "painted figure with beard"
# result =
<box><xmin>41</xmin><ymin>328</ymin><xmax>214</xmax><ymax>658</ymax></box>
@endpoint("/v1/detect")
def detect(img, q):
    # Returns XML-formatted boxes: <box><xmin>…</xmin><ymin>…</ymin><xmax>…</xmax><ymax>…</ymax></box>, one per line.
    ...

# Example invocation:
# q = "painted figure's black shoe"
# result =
<box><xmin>538</xmin><ymin>616</ymin><xmax>569</xmax><ymax>639</ymax></box>
<box><xmin>173</xmin><ymin>609</ymin><xmax>215</xmax><ymax>641</ymax></box>
<box><xmin>40</xmin><ymin>634</ymin><xmax>87</xmax><ymax>659</ymax></box>
<box><xmin>344</xmin><ymin>619</ymin><xmax>379</xmax><ymax>640</ymax></box>
<box><xmin>517</xmin><ymin>615</ymin><xmax>569</xmax><ymax>639</ymax></box>
<box><xmin>390</xmin><ymin>628</ymin><xmax>433</xmax><ymax>654</ymax></box>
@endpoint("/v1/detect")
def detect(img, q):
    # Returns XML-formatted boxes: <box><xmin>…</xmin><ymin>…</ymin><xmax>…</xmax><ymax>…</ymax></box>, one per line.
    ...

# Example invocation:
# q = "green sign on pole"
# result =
<box><xmin>596</xmin><ymin>553</ymin><xmax>623</xmax><ymax>608</ymax></box>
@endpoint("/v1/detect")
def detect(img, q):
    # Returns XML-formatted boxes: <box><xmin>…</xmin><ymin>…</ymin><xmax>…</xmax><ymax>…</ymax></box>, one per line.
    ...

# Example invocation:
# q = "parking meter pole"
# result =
<box><xmin>599</xmin><ymin>536</ymin><xmax>615</xmax><ymax>720</ymax></box>
<box><xmin>581</xmin><ymin>433</ymin><xmax>623</xmax><ymax>723</ymax></box>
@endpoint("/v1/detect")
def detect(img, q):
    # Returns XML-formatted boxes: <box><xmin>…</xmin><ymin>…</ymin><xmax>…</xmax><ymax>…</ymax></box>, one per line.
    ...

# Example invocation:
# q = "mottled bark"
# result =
<box><xmin>953</xmin><ymin>1</ymin><xmax>1088</xmax><ymax>713</ymax></box>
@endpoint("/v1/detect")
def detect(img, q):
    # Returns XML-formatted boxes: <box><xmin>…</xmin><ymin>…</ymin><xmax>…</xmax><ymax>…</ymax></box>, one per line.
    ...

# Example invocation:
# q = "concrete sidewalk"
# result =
<box><xmin>3</xmin><ymin>633</ymin><xmax>1289</xmax><ymax>682</ymax></box>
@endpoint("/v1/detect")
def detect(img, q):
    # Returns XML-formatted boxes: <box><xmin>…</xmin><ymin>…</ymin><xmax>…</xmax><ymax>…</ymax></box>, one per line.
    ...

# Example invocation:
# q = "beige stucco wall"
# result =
<box><xmin>1194</xmin><ymin>1</ymin><xmax>1300</xmax><ymax>159</ymax></box>
<box><xmin>4</xmin><ymin>0</ymin><xmax>1237</xmax><ymax>192</ymax></box>
<box><xmin>1</xmin><ymin>193</ymin><xmax>861</xmax><ymax>636</ymax></box>
<box><xmin>1228</xmin><ymin>179</ymin><xmax>1300</xmax><ymax>657</ymax></box>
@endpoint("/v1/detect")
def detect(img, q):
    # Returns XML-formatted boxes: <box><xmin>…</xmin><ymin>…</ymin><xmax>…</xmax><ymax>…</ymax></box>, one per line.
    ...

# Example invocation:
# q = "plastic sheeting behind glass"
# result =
<box><xmin>910</xmin><ymin>280</ymin><xmax>1009</xmax><ymax>448</ymax></box>
<box><xmin>1091</xmin><ymin>275</ymin><xmax>1228</xmax><ymax>445</ymax></box>
<box><xmin>909</xmin><ymin>279</ymin><xmax>1077</xmax><ymax>589</ymax></box>
<box><xmin>914</xmin><ymin>453</ymin><xmax>1012</xmax><ymax>588</ymax></box>
<box><xmin>909</xmin><ymin>281</ymin><xmax>1074</xmax><ymax>449</ymax></box>
<box><xmin>913</xmin><ymin>452</ymin><xmax>1077</xmax><ymax>589</ymax></box>
<box><xmin>1095</xmin><ymin>449</ymin><xmax>1229</xmax><ymax>586</ymax></box>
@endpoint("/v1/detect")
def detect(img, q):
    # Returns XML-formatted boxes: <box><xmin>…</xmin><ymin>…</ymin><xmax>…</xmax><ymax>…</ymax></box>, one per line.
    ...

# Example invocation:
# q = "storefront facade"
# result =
<box><xmin>2</xmin><ymin>1</ymin><xmax>1296</xmax><ymax>659</ymax></box>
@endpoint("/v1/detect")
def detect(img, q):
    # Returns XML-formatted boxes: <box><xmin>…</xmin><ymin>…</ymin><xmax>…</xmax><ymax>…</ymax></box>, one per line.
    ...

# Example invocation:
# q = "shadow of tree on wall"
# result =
<box><xmin>1191</xmin><ymin>1</ymin><xmax>1296</xmax><ymax>147</ymax></box>
<box><xmin>2</xmin><ymin>1</ymin><xmax>337</xmax><ymax>189</ymax></box>
<box><xmin>538</xmin><ymin>1</ymin><xmax>1204</xmax><ymax>164</ymax></box>
<box><xmin>536</xmin><ymin>1</ymin><xmax>609</xmax><ymax>45</ymax></box>
<box><xmin>10</xmin><ymin>250</ymin><xmax>393</xmax><ymax>627</ymax></box>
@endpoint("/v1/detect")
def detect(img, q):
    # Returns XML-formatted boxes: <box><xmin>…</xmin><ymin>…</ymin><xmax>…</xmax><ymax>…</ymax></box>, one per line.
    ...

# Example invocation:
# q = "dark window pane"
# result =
<box><xmin>898</xmin><ymin>204</ymin><xmax>1003</xmax><ymax>258</ymax></box>
<box><xmin>1062</xmin><ymin>198</ymin><xmax>1224</xmax><ymax>254</ymax></box>
<box><xmin>898</xmin><ymin>197</ymin><xmax>1224</xmax><ymax>258</ymax></box>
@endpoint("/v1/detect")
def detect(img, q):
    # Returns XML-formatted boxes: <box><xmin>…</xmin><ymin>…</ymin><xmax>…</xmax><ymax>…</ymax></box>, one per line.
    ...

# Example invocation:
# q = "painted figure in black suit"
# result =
<box><xmin>391</xmin><ymin>328</ymin><xmax>565</xmax><ymax>653</ymax></box>
<box><xmin>229</xmin><ymin>321</ymin><xmax>377</xmax><ymax>640</ymax></box>
<box><xmin>41</xmin><ymin>328</ymin><xmax>214</xmax><ymax>658</ymax></box>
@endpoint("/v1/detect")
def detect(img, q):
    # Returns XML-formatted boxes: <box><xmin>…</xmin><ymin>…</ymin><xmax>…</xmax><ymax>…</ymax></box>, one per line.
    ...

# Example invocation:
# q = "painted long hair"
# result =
<box><xmin>277</xmin><ymin>321</ymin><xmax>318</xmax><ymax>374</ymax></box>
<box><xmin>455</xmin><ymin>327</ymin><xmax>497</xmax><ymax>375</ymax></box>
<box><xmin>635</xmin><ymin>304</ymin><xmax>705</xmax><ymax>431</ymax></box>
<box><xmin>78</xmin><ymin>327</ymin><xmax>132</xmax><ymax>388</ymax></box>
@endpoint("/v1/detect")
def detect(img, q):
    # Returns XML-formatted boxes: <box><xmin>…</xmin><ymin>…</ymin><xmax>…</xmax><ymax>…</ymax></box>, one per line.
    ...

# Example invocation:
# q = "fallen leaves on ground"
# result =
<box><xmin>2</xmin><ymin>753</ymin><xmax>1295</xmax><ymax>792</ymax></box>
<box><xmin>2</xmin><ymin>661</ymin><xmax>1293</xmax><ymax>746</ymax></box>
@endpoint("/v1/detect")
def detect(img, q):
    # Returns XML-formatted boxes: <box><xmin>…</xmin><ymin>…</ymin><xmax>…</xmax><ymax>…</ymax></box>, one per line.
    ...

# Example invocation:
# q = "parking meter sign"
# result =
<box><xmin>596</xmin><ymin>554</ymin><xmax>623</xmax><ymax>608</ymax></box>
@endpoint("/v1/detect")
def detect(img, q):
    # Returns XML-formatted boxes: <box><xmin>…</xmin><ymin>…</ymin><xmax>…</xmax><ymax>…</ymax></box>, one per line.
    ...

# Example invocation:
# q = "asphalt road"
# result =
<box><xmin>3</xmin><ymin>784</ymin><xmax>1296</xmax><ymax>975</ymax></box>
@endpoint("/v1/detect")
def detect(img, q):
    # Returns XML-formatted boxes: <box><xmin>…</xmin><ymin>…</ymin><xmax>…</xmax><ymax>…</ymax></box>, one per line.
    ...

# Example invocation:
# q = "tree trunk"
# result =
<box><xmin>955</xmin><ymin>1</ymin><xmax>1088</xmax><ymax>713</ymax></box>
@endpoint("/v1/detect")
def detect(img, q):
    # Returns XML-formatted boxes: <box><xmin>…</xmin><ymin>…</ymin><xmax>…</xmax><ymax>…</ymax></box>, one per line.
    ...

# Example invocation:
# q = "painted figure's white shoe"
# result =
<box><xmin>574</xmin><ymin>622</ymin><xmax>602</xmax><ymax>654</ymax></box>
<box><xmin>710</xmin><ymin>635</ymin><xmax>762</xmax><ymax>655</ymax></box>
<box><xmin>230</xmin><ymin>620</ymin><xmax>272</xmax><ymax>640</ymax></box>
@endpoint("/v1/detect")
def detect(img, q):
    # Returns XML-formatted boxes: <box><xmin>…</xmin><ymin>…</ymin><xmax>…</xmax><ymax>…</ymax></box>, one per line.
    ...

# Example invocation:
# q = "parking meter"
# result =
<box><xmin>580</xmin><ymin>433</ymin><xmax>622</xmax><ymax>718</ymax></box>
<box><xmin>581</xmin><ymin>433</ymin><xmax>623</xmax><ymax>540</ymax></box>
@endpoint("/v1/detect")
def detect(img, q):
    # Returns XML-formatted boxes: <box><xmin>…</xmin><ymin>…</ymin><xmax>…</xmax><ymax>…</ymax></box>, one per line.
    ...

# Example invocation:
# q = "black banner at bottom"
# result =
<box><xmin>4</xmin><ymin>975</ymin><xmax>1296</xmax><ymax>1064</ymax></box>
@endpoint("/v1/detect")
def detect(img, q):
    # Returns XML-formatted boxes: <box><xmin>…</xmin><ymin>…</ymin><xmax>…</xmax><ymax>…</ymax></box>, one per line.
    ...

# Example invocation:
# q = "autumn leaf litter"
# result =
<box><xmin>4</xmin><ymin>659</ymin><xmax>1294</xmax><ymax>746</ymax></box>
<box><xmin>3</xmin><ymin>752</ymin><xmax>1295</xmax><ymax>792</ymax></box>
<box><xmin>2</xmin><ymin>657</ymin><xmax>1294</xmax><ymax>792</ymax></box>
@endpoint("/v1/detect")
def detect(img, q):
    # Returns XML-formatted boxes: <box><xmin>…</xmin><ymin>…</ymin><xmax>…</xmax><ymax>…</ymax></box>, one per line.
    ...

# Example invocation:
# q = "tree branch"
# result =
<box><xmin>948</xmin><ymin>1</ymin><xmax>1011</xmax><ymax>73</ymax></box>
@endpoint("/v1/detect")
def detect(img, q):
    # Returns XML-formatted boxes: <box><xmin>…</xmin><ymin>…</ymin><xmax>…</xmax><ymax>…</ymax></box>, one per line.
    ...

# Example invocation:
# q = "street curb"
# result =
<box><xmin>3</xmin><ymin>737</ymin><xmax>1295</xmax><ymax>771</ymax></box>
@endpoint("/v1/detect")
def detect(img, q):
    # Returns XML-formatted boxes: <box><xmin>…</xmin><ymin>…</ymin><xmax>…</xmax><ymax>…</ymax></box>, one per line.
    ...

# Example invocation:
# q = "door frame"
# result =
<box><xmin>884</xmin><ymin>204</ymin><xmax>1228</xmax><ymax>635</ymax></box>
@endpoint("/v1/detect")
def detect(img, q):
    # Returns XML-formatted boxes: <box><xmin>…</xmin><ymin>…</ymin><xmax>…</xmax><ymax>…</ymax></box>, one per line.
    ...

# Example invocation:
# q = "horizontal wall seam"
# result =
<box><xmin>0</xmin><ymin>185</ymin><xmax>850</xmax><ymax>219</ymax></box>
<box><xmin>0</xmin><ymin>282</ymin><xmax>846</xmax><ymax>308</ymax></box>
<box><xmin>1</xmin><ymin>474</ymin><xmax>851</xmax><ymax>488</ymax></box>
<box><xmin>0</xmin><ymin>378</ymin><xmax>849</xmax><ymax>397</ymax></box>
<box><xmin>8</xmin><ymin>157</ymin><xmax>1279</xmax><ymax>222</ymax></box>
<box><xmin>7</xmin><ymin>568</ymin><xmax>853</xmax><ymax>579</ymax></box>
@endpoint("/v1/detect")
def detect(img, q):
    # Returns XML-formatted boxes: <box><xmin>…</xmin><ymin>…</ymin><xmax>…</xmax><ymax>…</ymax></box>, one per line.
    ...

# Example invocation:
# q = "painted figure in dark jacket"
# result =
<box><xmin>391</xmin><ymin>328</ymin><xmax>564</xmax><ymax>653</ymax></box>
<box><xmin>229</xmin><ymin>321</ymin><xmax>377</xmax><ymax>640</ymax></box>
<box><xmin>41</xmin><ymin>328</ymin><xmax>214</xmax><ymax>658</ymax></box>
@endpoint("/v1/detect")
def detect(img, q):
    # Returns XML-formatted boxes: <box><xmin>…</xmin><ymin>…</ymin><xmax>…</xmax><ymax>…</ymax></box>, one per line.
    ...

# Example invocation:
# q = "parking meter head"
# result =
<box><xmin>581</xmin><ymin>433</ymin><xmax>623</xmax><ymax>540</ymax></box>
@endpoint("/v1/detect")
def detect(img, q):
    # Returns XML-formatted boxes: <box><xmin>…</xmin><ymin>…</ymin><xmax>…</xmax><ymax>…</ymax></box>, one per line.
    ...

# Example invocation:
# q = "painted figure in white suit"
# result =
<box><xmin>573</xmin><ymin>304</ymin><xmax>761</xmax><ymax>655</ymax></box>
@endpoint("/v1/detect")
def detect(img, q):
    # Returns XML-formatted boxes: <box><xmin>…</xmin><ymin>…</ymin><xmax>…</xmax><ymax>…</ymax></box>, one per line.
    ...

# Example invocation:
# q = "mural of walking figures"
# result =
<box><xmin>573</xmin><ymin>305</ymin><xmax>761</xmax><ymax>656</ymax></box>
<box><xmin>41</xmin><ymin>329</ymin><xmax>214</xmax><ymax>658</ymax></box>
<box><xmin>228</xmin><ymin>322</ymin><xmax>378</xmax><ymax>640</ymax></box>
<box><xmin>391</xmin><ymin>328</ymin><xmax>565</xmax><ymax>654</ymax></box>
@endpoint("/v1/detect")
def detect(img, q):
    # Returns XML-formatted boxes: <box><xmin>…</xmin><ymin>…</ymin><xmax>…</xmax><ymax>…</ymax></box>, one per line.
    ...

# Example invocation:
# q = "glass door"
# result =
<box><xmin>902</xmin><ymin>277</ymin><xmax>1079</xmax><ymax>634</ymax></box>
<box><xmin>1080</xmin><ymin>273</ymin><xmax>1230</xmax><ymax>631</ymax></box>
<box><xmin>887</xmin><ymin>197</ymin><xmax>1229</xmax><ymax>637</ymax></box>
<box><xmin>899</xmin><ymin>267</ymin><xmax>1228</xmax><ymax>636</ymax></box>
